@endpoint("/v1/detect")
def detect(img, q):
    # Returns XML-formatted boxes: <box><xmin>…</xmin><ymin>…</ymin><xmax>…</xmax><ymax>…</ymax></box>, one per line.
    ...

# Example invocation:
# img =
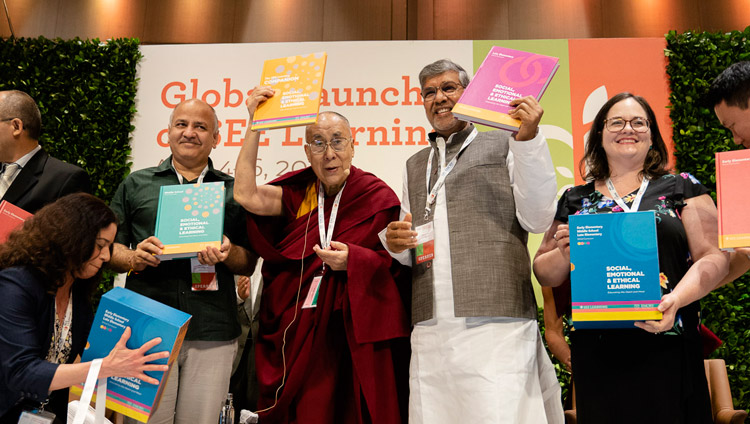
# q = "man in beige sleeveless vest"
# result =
<box><xmin>383</xmin><ymin>59</ymin><xmax>563</xmax><ymax>423</ymax></box>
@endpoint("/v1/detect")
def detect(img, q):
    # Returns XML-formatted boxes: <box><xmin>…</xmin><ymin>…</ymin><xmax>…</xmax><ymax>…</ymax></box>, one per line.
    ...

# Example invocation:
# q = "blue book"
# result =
<box><xmin>154</xmin><ymin>182</ymin><xmax>225</xmax><ymax>260</ymax></box>
<box><xmin>569</xmin><ymin>211</ymin><xmax>662</xmax><ymax>329</ymax></box>
<box><xmin>72</xmin><ymin>287</ymin><xmax>191</xmax><ymax>422</ymax></box>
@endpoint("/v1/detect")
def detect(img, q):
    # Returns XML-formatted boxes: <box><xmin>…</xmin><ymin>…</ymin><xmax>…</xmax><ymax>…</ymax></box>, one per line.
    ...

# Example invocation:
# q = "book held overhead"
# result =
<box><xmin>251</xmin><ymin>52</ymin><xmax>327</xmax><ymax>130</ymax></box>
<box><xmin>451</xmin><ymin>46</ymin><xmax>559</xmax><ymax>131</ymax></box>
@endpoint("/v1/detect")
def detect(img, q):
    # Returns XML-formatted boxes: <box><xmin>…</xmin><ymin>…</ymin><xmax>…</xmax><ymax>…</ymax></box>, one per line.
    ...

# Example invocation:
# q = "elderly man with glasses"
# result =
<box><xmin>234</xmin><ymin>87</ymin><xmax>410</xmax><ymax>424</ymax></box>
<box><xmin>384</xmin><ymin>59</ymin><xmax>563</xmax><ymax>423</ymax></box>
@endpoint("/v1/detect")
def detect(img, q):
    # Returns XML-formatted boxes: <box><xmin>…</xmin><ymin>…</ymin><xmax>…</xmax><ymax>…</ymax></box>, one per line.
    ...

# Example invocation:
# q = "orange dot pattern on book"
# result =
<box><xmin>181</xmin><ymin>184</ymin><xmax>224</xmax><ymax>217</ymax></box>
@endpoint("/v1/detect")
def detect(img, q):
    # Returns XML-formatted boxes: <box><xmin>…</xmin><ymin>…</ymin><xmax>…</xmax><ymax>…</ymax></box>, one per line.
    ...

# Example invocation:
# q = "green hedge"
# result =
<box><xmin>0</xmin><ymin>37</ymin><xmax>142</xmax><ymax>302</ymax></box>
<box><xmin>0</xmin><ymin>37</ymin><xmax>141</xmax><ymax>202</ymax></box>
<box><xmin>666</xmin><ymin>27</ymin><xmax>750</xmax><ymax>411</ymax></box>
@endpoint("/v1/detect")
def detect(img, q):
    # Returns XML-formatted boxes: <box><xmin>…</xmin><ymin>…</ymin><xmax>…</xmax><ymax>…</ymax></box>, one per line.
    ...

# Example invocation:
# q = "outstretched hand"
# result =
<box><xmin>385</xmin><ymin>213</ymin><xmax>417</xmax><ymax>254</ymax></box>
<box><xmin>101</xmin><ymin>327</ymin><xmax>170</xmax><ymax>385</ymax></box>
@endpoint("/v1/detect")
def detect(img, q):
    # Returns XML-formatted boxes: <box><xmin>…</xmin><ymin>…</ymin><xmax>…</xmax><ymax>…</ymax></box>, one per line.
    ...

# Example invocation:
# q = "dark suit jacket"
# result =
<box><xmin>0</xmin><ymin>267</ymin><xmax>94</xmax><ymax>421</ymax></box>
<box><xmin>2</xmin><ymin>148</ymin><xmax>91</xmax><ymax>213</ymax></box>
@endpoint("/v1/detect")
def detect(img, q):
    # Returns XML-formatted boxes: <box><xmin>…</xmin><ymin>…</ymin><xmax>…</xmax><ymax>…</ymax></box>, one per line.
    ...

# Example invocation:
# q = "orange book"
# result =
<box><xmin>0</xmin><ymin>200</ymin><xmax>31</xmax><ymax>243</ymax></box>
<box><xmin>251</xmin><ymin>52</ymin><xmax>327</xmax><ymax>130</ymax></box>
<box><xmin>716</xmin><ymin>149</ymin><xmax>750</xmax><ymax>249</ymax></box>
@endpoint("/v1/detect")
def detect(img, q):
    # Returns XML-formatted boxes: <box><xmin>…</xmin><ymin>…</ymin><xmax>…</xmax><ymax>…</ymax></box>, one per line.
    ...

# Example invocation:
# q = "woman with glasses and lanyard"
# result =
<box><xmin>533</xmin><ymin>93</ymin><xmax>727</xmax><ymax>423</ymax></box>
<box><xmin>0</xmin><ymin>193</ymin><xmax>169</xmax><ymax>423</ymax></box>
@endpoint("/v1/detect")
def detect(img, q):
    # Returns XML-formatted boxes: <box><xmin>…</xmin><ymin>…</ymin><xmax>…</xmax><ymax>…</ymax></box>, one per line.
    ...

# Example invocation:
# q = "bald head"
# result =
<box><xmin>0</xmin><ymin>90</ymin><xmax>42</xmax><ymax>141</ymax></box>
<box><xmin>305</xmin><ymin>111</ymin><xmax>351</xmax><ymax>141</ymax></box>
<box><xmin>169</xmin><ymin>99</ymin><xmax>219</xmax><ymax>136</ymax></box>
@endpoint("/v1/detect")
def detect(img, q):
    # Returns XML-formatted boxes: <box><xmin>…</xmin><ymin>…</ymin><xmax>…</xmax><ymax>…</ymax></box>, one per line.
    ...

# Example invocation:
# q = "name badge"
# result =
<box><xmin>18</xmin><ymin>409</ymin><xmax>56</xmax><ymax>424</ymax></box>
<box><xmin>302</xmin><ymin>270</ymin><xmax>325</xmax><ymax>309</ymax></box>
<box><xmin>414</xmin><ymin>222</ymin><xmax>435</xmax><ymax>264</ymax></box>
<box><xmin>190</xmin><ymin>257</ymin><xmax>218</xmax><ymax>291</ymax></box>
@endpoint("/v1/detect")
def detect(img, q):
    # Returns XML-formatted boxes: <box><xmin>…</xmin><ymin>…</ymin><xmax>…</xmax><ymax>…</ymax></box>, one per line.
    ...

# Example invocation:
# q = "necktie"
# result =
<box><xmin>0</xmin><ymin>163</ymin><xmax>20</xmax><ymax>198</ymax></box>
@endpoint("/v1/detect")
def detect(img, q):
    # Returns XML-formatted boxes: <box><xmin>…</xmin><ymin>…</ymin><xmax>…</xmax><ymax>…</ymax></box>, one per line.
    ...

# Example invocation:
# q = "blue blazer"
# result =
<box><xmin>0</xmin><ymin>267</ymin><xmax>93</xmax><ymax>420</ymax></box>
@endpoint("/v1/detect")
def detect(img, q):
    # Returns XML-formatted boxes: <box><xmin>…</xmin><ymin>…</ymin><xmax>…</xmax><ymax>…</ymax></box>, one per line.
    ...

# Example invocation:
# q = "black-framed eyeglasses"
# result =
<box><xmin>421</xmin><ymin>82</ymin><xmax>463</xmax><ymax>101</ymax></box>
<box><xmin>604</xmin><ymin>117</ymin><xmax>650</xmax><ymax>133</ymax></box>
<box><xmin>0</xmin><ymin>118</ymin><xmax>15</xmax><ymax>122</ymax></box>
<box><xmin>308</xmin><ymin>137</ymin><xmax>350</xmax><ymax>154</ymax></box>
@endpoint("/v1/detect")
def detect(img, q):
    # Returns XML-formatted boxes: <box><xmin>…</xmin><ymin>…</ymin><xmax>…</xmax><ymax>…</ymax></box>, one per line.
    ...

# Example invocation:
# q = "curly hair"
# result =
<box><xmin>0</xmin><ymin>193</ymin><xmax>117</xmax><ymax>295</ymax></box>
<box><xmin>580</xmin><ymin>92</ymin><xmax>670</xmax><ymax>182</ymax></box>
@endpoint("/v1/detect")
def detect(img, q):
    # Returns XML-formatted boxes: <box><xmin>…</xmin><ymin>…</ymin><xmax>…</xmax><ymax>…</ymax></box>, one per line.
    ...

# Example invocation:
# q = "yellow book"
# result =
<box><xmin>251</xmin><ymin>52</ymin><xmax>327</xmax><ymax>130</ymax></box>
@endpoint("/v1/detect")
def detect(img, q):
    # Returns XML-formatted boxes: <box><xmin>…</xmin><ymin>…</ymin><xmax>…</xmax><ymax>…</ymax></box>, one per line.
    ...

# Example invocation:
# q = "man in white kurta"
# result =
<box><xmin>383</xmin><ymin>59</ymin><xmax>563</xmax><ymax>423</ymax></box>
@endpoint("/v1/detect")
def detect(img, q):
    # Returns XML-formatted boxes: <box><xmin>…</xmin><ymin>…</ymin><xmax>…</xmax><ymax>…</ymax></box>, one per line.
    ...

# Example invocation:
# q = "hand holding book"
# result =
<box><xmin>129</xmin><ymin>235</ymin><xmax>164</xmax><ymax>271</ymax></box>
<box><xmin>197</xmin><ymin>234</ymin><xmax>230</xmax><ymax>265</ymax></box>
<box><xmin>634</xmin><ymin>291</ymin><xmax>681</xmax><ymax>333</ymax></box>
<box><xmin>508</xmin><ymin>96</ymin><xmax>543</xmax><ymax>141</ymax></box>
<box><xmin>246</xmin><ymin>86</ymin><xmax>275</xmax><ymax>128</ymax></box>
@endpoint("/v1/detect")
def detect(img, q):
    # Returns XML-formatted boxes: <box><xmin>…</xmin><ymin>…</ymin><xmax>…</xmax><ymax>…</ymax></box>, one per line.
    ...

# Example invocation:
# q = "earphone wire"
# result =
<box><xmin>253</xmin><ymin>195</ymin><xmax>315</xmax><ymax>414</ymax></box>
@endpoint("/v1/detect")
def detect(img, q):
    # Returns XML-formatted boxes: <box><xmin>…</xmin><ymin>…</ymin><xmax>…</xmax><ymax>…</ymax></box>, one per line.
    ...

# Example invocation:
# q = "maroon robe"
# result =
<box><xmin>247</xmin><ymin>166</ymin><xmax>410</xmax><ymax>423</ymax></box>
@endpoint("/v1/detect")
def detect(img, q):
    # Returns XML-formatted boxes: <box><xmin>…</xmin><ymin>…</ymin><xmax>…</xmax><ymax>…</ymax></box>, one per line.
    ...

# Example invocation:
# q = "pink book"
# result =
<box><xmin>452</xmin><ymin>46</ymin><xmax>559</xmax><ymax>131</ymax></box>
<box><xmin>0</xmin><ymin>200</ymin><xmax>31</xmax><ymax>243</ymax></box>
<box><xmin>716</xmin><ymin>149</ymin><xmax>750</xmax><ymax>250</ymax></box>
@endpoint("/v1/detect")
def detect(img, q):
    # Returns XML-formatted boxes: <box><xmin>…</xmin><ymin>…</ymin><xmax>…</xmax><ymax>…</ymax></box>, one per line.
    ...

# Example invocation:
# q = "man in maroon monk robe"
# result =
<box><xmin>234</xmin><ymin>86</ymin><xmax>410</xmax><ymax>423</ymax></box>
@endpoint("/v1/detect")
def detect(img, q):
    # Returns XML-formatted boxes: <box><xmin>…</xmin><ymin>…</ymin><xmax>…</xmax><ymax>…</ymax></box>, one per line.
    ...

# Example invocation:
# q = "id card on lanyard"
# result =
<box><xmin>18</xmin><ymin>409</ymin><xmax>56</xmax><ymax>423</ymax></box>
<box><xmin>174</xmin><ymin>162</ymin><xmax>219</xmax><ymax>291</ymax></box>
<box><xmin>302</xmin><ymin>181</ymin><xmax>345</xmax><ymax>309</ymax></box>
<box><xmin>416</xmin><ymin>128</ymin><xmax>478</xmax><ymax>264</ymax></box>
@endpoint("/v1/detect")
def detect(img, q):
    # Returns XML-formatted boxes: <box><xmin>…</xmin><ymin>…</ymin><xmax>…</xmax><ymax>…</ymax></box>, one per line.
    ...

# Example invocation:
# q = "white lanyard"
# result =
<box><xmin>173</xmin><ymin>161</ymin><xmax>209</xmax><ymax>184</ymax></box>
<box><xmin>424</xmin><ymin>127</ymin><xmax>478</xmax><ymax>219</ymax></box>
<box><xmin>606</xmin><ymin>176</ymin><xmax>650</xmax><ymax>213</ymax></box>
<box><xmin>317</xmin><ymin>181</ymin><xmax>345</xmax><ymax>251</ymax></box>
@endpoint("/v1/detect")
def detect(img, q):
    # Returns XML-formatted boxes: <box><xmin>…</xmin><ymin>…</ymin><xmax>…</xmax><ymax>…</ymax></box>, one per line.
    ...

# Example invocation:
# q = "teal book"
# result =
<box><xmin>569</xmin><ymin>211</ymin><xmax>662</xmax><ymax>329</ymax></box>
<box><xmin>72</xmin><ymin>287</ymin><xmax>191</xmax><ymax>422</ymax></box>
<box><xmin>154</xmin><ymin>182</ymin><xmax>225</xmax><ymax>260</ymax></box>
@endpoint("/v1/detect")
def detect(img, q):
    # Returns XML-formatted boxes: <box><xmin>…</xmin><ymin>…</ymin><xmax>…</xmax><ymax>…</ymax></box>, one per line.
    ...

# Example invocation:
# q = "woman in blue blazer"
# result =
<box><xmin>0</xmin><ymin>193</ymin><xmax>169</xmax><ymax>423</ymax></box>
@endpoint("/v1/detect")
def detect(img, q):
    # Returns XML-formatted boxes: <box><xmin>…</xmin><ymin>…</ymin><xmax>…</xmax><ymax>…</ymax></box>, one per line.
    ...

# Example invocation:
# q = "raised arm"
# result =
<box><xmin>507</xmin><ymin>96</ymin><xmax>556</xmax><ymax>234</ymax></box>
<box><xmin>234</xmin><ymin>86</ymin><xmax>284</xmax><ymax>216</ymax></box>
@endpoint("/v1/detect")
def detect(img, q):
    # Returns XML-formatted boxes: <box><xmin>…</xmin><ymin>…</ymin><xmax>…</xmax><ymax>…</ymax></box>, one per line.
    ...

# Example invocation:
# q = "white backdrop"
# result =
<box><xmin>132</xmin><ymin>41</ymin><xmax>474</xmax><ymax>194</ymax></box>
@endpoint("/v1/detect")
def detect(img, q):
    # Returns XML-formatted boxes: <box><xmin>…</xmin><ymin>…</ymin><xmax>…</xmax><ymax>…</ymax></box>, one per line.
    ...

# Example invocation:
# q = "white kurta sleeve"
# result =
<box><xmin>506</xmin><ymin>129</ymin><xmax>557</xmax><ymax>234</ymax></box>
<box><xmin>378</xmin><ymin>163</ymin><xmax>413</xmax><ymax>266</ymax></box>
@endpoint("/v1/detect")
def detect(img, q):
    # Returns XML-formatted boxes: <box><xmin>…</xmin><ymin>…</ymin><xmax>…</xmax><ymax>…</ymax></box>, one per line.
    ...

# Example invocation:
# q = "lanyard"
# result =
<box><xmin>424</xmin><ymin>128</ymin><xmax>478</xmax><ymax>219</ymax></box>
<box><xmin>606</xmin><ymin>176</ymin><xmax>650</xmax><ymax>213</ymax></box>
<box><xmin>317</xmin><ymin>181</ymin><xmax>345</xmax><ymax>259</ymax></box>
<box><xmin>173</xmin><ymin>161</ymin><xmax>209</xmax><ymax>184</ymax></box>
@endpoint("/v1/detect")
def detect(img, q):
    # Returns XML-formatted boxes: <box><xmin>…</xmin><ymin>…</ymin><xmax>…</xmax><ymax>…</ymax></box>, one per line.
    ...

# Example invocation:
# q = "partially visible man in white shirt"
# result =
<box><xmin>707</xmin><ymin>61</ymin><xmax>750</xmax><ymax>285</ymax></box>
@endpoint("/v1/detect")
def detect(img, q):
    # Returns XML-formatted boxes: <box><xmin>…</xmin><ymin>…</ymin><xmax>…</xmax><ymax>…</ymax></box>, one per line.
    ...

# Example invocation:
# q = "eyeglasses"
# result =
<box><xmin>0</xmin><ymin>118</ymin><xmax>15</xmax><ymax>122</ymax></box>
<box><xmin>604</xmin><ymin>117</ymin><xmax>650</xmax><ymax>133</ymax></box>
<box><xmin>421</xmin><ymin>82</ymin><xmax>463</xmax><ymax>101</ymax></box>
<box><xmin>307</xmin><ymin>137</ymin><xmax>350</xmax><ymax>154</ymax></box>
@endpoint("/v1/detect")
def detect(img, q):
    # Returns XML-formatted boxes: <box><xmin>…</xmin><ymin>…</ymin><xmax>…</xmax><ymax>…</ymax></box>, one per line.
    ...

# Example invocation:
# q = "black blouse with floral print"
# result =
<box><xmin>555</xmin><ymin>173</ymin><xmax>709</xmax><ymax>335</ymax></box>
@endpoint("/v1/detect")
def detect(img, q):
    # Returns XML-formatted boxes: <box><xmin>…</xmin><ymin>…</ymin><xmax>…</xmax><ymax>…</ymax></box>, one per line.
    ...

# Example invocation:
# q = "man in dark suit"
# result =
<box><xmin>0</xmin><ymin>90</ymin><xmax>90</xmax><ymax>213</ymax></box>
